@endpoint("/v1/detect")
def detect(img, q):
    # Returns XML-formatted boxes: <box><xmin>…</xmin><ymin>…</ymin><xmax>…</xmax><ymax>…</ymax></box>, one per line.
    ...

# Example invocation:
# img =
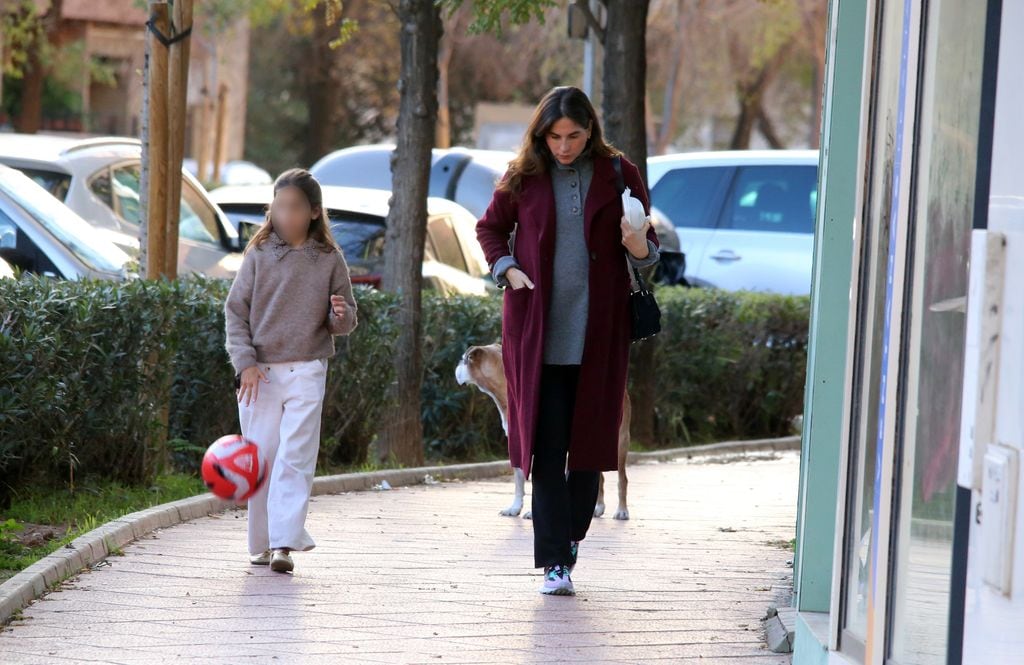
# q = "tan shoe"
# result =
<box><xmin>270</xmin><ymin>549</ymin><xmax>294</xmax><ymax>573</ymax></box>
<box><xmin>249</xmin><ymin>550</ymin><xmax>272</xmax><ymax>565</ymax></box>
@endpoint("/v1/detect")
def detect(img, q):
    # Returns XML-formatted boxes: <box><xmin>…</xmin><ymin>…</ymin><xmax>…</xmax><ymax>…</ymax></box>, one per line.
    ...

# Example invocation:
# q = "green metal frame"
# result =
<box><xmin>793</xmin><ymin>0</ymin><xmax>868</xmax><ymax>624</ymax></box>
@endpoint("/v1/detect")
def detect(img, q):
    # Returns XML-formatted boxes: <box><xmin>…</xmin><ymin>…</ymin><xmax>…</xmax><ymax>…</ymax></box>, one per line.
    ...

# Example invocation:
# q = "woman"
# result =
<box><xmin>476</xmin><ymin>86</ymin><xmax>659</xmax><ymax>596</ymax></box>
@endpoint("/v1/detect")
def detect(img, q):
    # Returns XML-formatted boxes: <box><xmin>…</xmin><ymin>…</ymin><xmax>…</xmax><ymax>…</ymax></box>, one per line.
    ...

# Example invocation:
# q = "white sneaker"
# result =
<box><xmin>249</xmin><ymin>550</ymin><xmax>272</xmax><ymax>565</ymax></box>
<box><xmin>270</xmin><ymin>549</ymin><xmax>294</xmax><ymax>573</ymax></box>
<box><xmin>540</xmin><ymin>565</ymin><xmax>575</xmax><ymax>596</ymax></box>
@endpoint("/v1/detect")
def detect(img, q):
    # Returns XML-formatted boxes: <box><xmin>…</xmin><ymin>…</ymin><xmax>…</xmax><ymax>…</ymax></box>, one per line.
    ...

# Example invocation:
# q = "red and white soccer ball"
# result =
<box><xmin>201</xmin><ymin>435</ymin><xmax>267</xmax><ymax>502</ymax></box>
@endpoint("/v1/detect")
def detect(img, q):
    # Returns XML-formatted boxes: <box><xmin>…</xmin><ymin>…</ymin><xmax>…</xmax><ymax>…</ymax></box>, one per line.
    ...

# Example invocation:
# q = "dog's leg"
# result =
<box><xmin>613</xmin><ymin>467</ymin><xmax>629</xmax><ymax>520</ymax></box>
<box><xmin>500</xmin><ymin>467</ymin><xmax>526</xmax><ymax>516</ymax></box>
<box><xmin>593</xmin><ymin>473</ymin><xmax>606</xmax><ymax>518</ymax></box>
<box><xmin>613</xmin><ymin>391</ymin><xmax>631</xmax><ymax>520</ymax></box>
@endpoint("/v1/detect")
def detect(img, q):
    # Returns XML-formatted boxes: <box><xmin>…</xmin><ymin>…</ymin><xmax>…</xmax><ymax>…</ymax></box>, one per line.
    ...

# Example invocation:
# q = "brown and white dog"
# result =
<box><xmin>455</xmin><ymin>343</ymin><xmax>631</xmax><ymax>520</ymax></box>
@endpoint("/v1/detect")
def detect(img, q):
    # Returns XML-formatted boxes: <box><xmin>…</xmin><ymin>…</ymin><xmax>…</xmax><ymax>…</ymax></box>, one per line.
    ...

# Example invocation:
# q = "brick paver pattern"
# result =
<box><xmin>1</xmin><ymin>452</ymin><xmax>799</xmax><ymax>664</ymax></box>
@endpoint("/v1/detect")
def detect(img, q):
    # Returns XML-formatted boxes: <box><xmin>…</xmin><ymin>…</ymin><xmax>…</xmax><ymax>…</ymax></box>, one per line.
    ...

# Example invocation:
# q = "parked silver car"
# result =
<box><xmin>208</xmin><ymin>184</ymin><xmax>495</xmax><ymax>296</ymax></box>
<box><xmin>0</xmin><ymin>133</ymin><xmax>242</xmax><ymax>277</ymax></box>
<box><xmin>0</xmin><ymin>165</ymin><xmax>131</xmax><ymax>280</ymax></box>
<box><xmin>648</xmin><ymin>150</ymin><xmax>819</xmax><ymax>295</ymax></box>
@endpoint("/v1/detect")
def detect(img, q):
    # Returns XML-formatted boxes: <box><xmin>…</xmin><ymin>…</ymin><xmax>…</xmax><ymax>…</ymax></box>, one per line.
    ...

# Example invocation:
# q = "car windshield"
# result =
<box><xmin>0</xmin><ymin>168</ymin><xmax>128</xmax><ymax>273</ymax></box>
<box><xmin>327</xmin><ymin>212</ymin><xmax>385</xmax><ymax>263</ymax></box>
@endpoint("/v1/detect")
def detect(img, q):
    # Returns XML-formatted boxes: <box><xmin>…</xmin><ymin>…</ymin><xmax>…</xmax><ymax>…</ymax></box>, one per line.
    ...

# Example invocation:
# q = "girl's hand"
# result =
<box><xmin>621</xmin><ymin>216</ymin><xmax>652</xmax><ymax>259</ymax></box>
<box><xmin>505</xmin><ymin>267</ymin><xmax>535</xmax><ymax>290</ymax></box>
<box><xmin>330</xmin><ymin>295</ymin><xmax>348</xmax><ymax>319</ymax></box>
<box><xmin>238</xmin><ymin>365</ymin><xmax>269</xmax><ymax>406</ymax></box>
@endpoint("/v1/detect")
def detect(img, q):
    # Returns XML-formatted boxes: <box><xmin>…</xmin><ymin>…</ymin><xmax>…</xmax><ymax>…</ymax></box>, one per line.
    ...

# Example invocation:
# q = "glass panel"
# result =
<box><xmin>427</xmin><ymin>215</ymin><xmax>468</xmax><ymax>272</ymax></box>
<box><xmin>0</xmin><ymin>168</ymin><xmax>128</xmax><ymax>274</ymax></box>
<box><xmin>842</xmin><ymin>0</ymin><xmax>906</xmax><ymax>647</ymax></box>
<box><xmin>111</xmin><ymin>164</ymin><xmax>142</xmax><ymax>225</ymax></box>
<box><xmin>650</xmin><ymin>166</ymin><xmax>731</xmax><ymax>228</ymax></box>
<box><xmin>719</xmin><ymin>165</ymin><xmax>818</xmax><ymax>234</ymax></box>
<box><xmin>886</xmin><ymin>1</ymin><xmax>986</xmax><ymax>662</ymax></box>
<box><xmin>20</xmin><ymin>168</ymin><xmax>72</xmax><ymax>201</ymax></box>
<box><xmin>179</xmin><ymin>183</ymin><xmax>220</xmax><ymax>246</ymax></box>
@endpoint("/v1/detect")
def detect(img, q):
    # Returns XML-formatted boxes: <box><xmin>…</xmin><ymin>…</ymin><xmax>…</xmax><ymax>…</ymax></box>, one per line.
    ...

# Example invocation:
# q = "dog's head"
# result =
<box><xmin>455</xmin><ymin>343</ymin><xmax>503</xmax><ymax>390</ymax></box>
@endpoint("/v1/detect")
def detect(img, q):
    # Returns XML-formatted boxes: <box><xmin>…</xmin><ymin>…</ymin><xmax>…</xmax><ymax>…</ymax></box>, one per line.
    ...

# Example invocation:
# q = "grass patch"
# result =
<box><xmin>0</xmin><ymin>473</ymin><xmax>205</xmax><ymax>584</ymax></box>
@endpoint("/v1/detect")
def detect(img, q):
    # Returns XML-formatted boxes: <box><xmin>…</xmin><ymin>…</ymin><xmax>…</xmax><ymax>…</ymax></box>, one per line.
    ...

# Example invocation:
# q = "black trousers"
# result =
<box><xmin>531</xmin><ymin>364</ymin><xmax>600</xmax><ymax>569</ymax></box>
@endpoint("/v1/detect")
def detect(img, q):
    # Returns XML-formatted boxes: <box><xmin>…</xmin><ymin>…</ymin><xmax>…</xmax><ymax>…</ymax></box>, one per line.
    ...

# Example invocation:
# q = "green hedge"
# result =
<box><xmin>0</xmin><ymin>276</ymin><xmax>808</xmax><ymax>501</ymax></box>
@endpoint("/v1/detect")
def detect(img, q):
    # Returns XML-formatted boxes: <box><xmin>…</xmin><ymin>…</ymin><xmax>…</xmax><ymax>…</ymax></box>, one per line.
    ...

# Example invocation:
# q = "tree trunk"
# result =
<box><xmin>728</xmin><ymin>41</ymin><xmax>791</xmax><ymax>150</ymax></box>
<box><xmin>654</xmin><ymin>0</ymin><xmax>686</xmax><ymax>156</ymax></box>
<box><xmin>302</xmin><ymin>1</ymin><xmax>343</xmax><ymax>166</ymax></box>
<box><xmin>14</xmin><ymin>0</ymin><xmax>62</xmax><ymax>134</ymax></box>
<box><xmin>600</xmin><ymin>0</ymin><xmax>658</xmax><ymax>446</ymax></box>
<box><xmin>377</xmin><ymin>0</ymin><xmax>442</xmax><ymax>467</ymax></box>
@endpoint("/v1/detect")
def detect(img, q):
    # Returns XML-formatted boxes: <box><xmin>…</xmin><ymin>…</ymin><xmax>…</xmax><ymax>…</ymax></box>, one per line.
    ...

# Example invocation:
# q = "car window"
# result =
<box><xmin>21</xmin><ymin>168</ymin><xmax>72</xmax><ymax>201</ymax></box>
<box><xmin>327</xmin><ymin>214</ymin><xmax>386</xmax><ymax>264</ymax></box>
<box><xmin>0</xmin><ymin>208</ymin><xmax>17</xmax><ymax>249</ymax></box>
<box><xmin>719</xmin><ymin>165</ymin><xmax>818</xmax><ymax>234</ymax></box>
<box><xmin>0</xmin><ymin>169</ymin><xmax>128</xmax><ymax>274</ymax></box>
<box><xmin>179</xmin><ymin>183</ymin><xmax>221</xmax><ymax>245</ymax></box>
<box><xmin>98</xmin><ymin>164</ymin><xmax>221</xmax><ymax>246</ymax></box>
<box><xmin>427</xmin><ymin>215</ymin><xmax>468</xmax><ymax>273</ymax></box>
<box><xmin>108</xmin><ymin>164</ymin><xmax>143</xmax><ymax>224</ymax></box>
<box><xmin>650</xmin><ymin>166</ymin><xmax>732</xmax><ymax>229</ymax></box>
<box><xmin>447</xmin><ymin>209</ymin><xmax>488</xmax><ymax>278</ymax></box>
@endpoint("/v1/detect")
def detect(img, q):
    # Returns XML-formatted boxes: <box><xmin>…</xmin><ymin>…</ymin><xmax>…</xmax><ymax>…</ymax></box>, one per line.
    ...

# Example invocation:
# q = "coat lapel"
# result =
<box><xmin>583</xmin><ymin>156</ymin><xmax>620</xmax><ymax>247</ymax></box>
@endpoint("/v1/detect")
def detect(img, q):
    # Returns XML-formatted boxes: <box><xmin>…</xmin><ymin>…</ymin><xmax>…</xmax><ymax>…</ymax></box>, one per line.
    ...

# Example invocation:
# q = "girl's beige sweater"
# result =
<box><xmin>224</xmin><ymin>232</ymin><xmax>358</xmax><ymax>374</ymax></box>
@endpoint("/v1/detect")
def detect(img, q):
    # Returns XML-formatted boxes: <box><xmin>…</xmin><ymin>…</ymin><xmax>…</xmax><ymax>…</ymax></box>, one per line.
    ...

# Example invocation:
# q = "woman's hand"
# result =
<box><xmin>505</xmin><ymin>267</ymin><xmax>535</xmax><ymax>290</ymax></box>
<box><xmin>621</xmin><ymin>216</ymin><xmax>652</xmax><ymax>259</ymax></box>
<box><xmin>330</xmin><ymin>295</ymin><xmax>348</xmax><ymax>319</ymax></box>
<box><xmin>237</xmin><ymin>365</ymin><xmax>269</xmax><ymax>406</ymax></box>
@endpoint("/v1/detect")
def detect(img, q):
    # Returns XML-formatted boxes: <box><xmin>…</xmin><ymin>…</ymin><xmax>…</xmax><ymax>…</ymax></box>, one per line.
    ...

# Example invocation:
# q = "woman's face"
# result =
<box><xmin>545</xmin><ymin>117</ymin><xmax>591</xmax><ymax>165</ymax></box>
<box><xmin>270</xmin><ymin>185</ymin><xmax>321</xmax><ymax>242</ymax></box>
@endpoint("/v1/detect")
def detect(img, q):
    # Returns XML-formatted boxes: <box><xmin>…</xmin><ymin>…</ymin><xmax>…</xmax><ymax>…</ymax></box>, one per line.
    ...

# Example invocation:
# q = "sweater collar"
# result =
<box><xmin>268</xmin><ymin>230</ymin><xmax>325</xmax><ymax>262</ymax></box>
<box><xmin>552</xmin><ymin>152</ymin><xmax>592</xmax><ymax>171</ymax></box>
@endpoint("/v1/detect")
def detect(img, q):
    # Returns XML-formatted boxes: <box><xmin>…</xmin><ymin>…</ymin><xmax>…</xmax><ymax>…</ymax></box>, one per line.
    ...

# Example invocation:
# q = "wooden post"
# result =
<box><xmin>142</xmin><ymin>2</ymin><xmax>170</xmax><ymax>280</ymax></box>
<box><xmin>212</xmin><ymin>83</ymin><xmax>229</xmax><ymax>185</ymax></box>
<box><xmin>164</xmin><ymin>0</ymin><xmax>193</xmax><ymax>279</ymax></box>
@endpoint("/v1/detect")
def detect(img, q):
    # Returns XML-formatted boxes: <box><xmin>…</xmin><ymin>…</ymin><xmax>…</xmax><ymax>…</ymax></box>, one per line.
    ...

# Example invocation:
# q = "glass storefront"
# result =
<box><xmin>840</xmin><ymin>0</ymin><xmax>906</xmax><ymax>652</ymax></box>
<box><xmin>885</xmin><ymin>0</ymin><xmax>988</xmax><ymax>662</ymax></box>
<box><xmin>835</xmin><ymin>0</ymin><xmax>991</xmax><ymax>661</ymax></box>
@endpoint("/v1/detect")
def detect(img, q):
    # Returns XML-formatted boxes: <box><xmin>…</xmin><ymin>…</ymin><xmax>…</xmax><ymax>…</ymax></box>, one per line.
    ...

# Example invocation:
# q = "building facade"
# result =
<box><xmin>793</xmin><ymin>0</ymin><xmax>1024</xmax><ymax>663</ymax></box>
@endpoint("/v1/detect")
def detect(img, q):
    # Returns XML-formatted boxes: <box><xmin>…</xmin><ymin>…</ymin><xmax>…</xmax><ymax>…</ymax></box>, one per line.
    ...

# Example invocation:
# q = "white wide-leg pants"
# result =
<box><xmin>238</xmin><ymin>358</ymin><xmax>327</xmax><ymax>555</ymax></box>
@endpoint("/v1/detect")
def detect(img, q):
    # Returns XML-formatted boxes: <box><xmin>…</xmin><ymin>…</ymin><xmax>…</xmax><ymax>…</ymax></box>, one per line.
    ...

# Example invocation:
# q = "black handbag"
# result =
<box><xmin>612</xmin><ymin>156</ymin><xmax>662</xmax><ymax>342</ymax></box>
<box><xmin>629</xmin><ymin>265</ymin><xmax>661</xmax><ymax>342</ymax></box>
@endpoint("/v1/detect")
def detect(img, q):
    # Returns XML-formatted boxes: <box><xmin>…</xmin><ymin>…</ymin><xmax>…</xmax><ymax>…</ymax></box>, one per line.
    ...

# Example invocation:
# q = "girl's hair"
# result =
<box><xmin>246</xmin><ymin>168</ymin><xmax>339</xmax><ymax>253</ymax></box>
<box><xmin>497</xmin><ymin>86</ymin><xmax>619</xmax><ymax>197</ymax></box>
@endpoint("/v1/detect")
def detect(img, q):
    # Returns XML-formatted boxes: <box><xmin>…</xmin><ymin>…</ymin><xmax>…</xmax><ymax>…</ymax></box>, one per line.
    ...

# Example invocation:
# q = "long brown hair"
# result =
<box><xmin>498</xmin><ymin>86</ymin><xmax>620</xmax><ymax>197</ymax></box>
<box><xmin>246</xmin><ymin>168</ymin><xmax>339</xmax><ymax>253</ymax></box>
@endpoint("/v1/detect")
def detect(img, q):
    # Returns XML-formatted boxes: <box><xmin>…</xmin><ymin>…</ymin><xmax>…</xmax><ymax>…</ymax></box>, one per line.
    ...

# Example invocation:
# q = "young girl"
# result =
<box><xmin>224</xmin><ymin>168</ymin><xmax>357</xmax><ymax>574</ymax></box>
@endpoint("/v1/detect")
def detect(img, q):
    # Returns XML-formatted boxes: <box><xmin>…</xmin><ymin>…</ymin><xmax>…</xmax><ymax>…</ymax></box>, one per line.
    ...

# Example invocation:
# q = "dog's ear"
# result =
<box><xmin>465</xmin><ymin>346</ymin><xmax>480</xmax><ymax>363</ymax></box>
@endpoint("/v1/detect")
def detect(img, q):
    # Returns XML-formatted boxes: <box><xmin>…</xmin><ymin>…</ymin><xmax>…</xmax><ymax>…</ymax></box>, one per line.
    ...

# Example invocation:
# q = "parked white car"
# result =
<box><xmin>0</xmin><ymin>165</ymin><xmax>131</xmax><ymax>281</ymax></box>
<box><xmin>0</xmin><ymin>133</ymin><xmax>242</xmax><ymax>278</ymax></box>
<box><xmin>648</xmin><ymin>150</ymin><xmax>819</xmax><ymax>295</ymax></box>
<box><xmin>208</xmin><ymin>184</ymin><xmax>495</xmax><ymax>296</ymax></box>
<box><xmin>310</xmin><ymin>144</ymin><xmax>515</xmax><ymax>220</ymax></box>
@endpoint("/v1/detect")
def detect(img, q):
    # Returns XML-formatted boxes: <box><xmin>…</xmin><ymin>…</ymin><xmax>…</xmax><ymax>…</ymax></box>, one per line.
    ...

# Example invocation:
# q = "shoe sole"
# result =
<box><xmin>250</xmin><ymin>560</ymin><xmax>270</xmax><ymax>566</ymax></box>
<box><xmin>539</xmin><ymin>586</ymin><xmax>575</xmax><ymax>596</ymax></box>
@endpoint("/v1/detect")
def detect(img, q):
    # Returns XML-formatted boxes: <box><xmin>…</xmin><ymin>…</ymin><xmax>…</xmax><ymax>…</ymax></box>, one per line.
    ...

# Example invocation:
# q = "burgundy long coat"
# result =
<box><xmin>476</xmin><ymin>154</ymin><xmax>658</xmax><ymax>479</ymax></box>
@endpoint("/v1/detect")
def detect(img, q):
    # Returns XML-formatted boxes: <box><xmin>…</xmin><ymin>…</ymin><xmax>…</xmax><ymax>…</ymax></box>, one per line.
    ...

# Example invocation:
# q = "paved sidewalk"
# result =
<box><xmin>1</xmin><ymin>452</ymin><xmax>799</xmax><ymax>664</ymax></box>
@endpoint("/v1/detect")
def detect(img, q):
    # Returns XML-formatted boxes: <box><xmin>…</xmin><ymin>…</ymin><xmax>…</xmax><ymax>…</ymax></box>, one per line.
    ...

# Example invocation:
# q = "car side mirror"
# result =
<box><xmin>237</xmin><ymin>221</ymin><xmax>261</xmax><ymax>250</ymax></box>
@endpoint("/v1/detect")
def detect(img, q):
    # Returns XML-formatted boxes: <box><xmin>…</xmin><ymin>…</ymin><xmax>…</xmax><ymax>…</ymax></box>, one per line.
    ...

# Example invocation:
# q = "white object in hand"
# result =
<box><xmin>621</xmin><ymin>186</ymin><xmax>647</xmax><ymax>230</ymax></box>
